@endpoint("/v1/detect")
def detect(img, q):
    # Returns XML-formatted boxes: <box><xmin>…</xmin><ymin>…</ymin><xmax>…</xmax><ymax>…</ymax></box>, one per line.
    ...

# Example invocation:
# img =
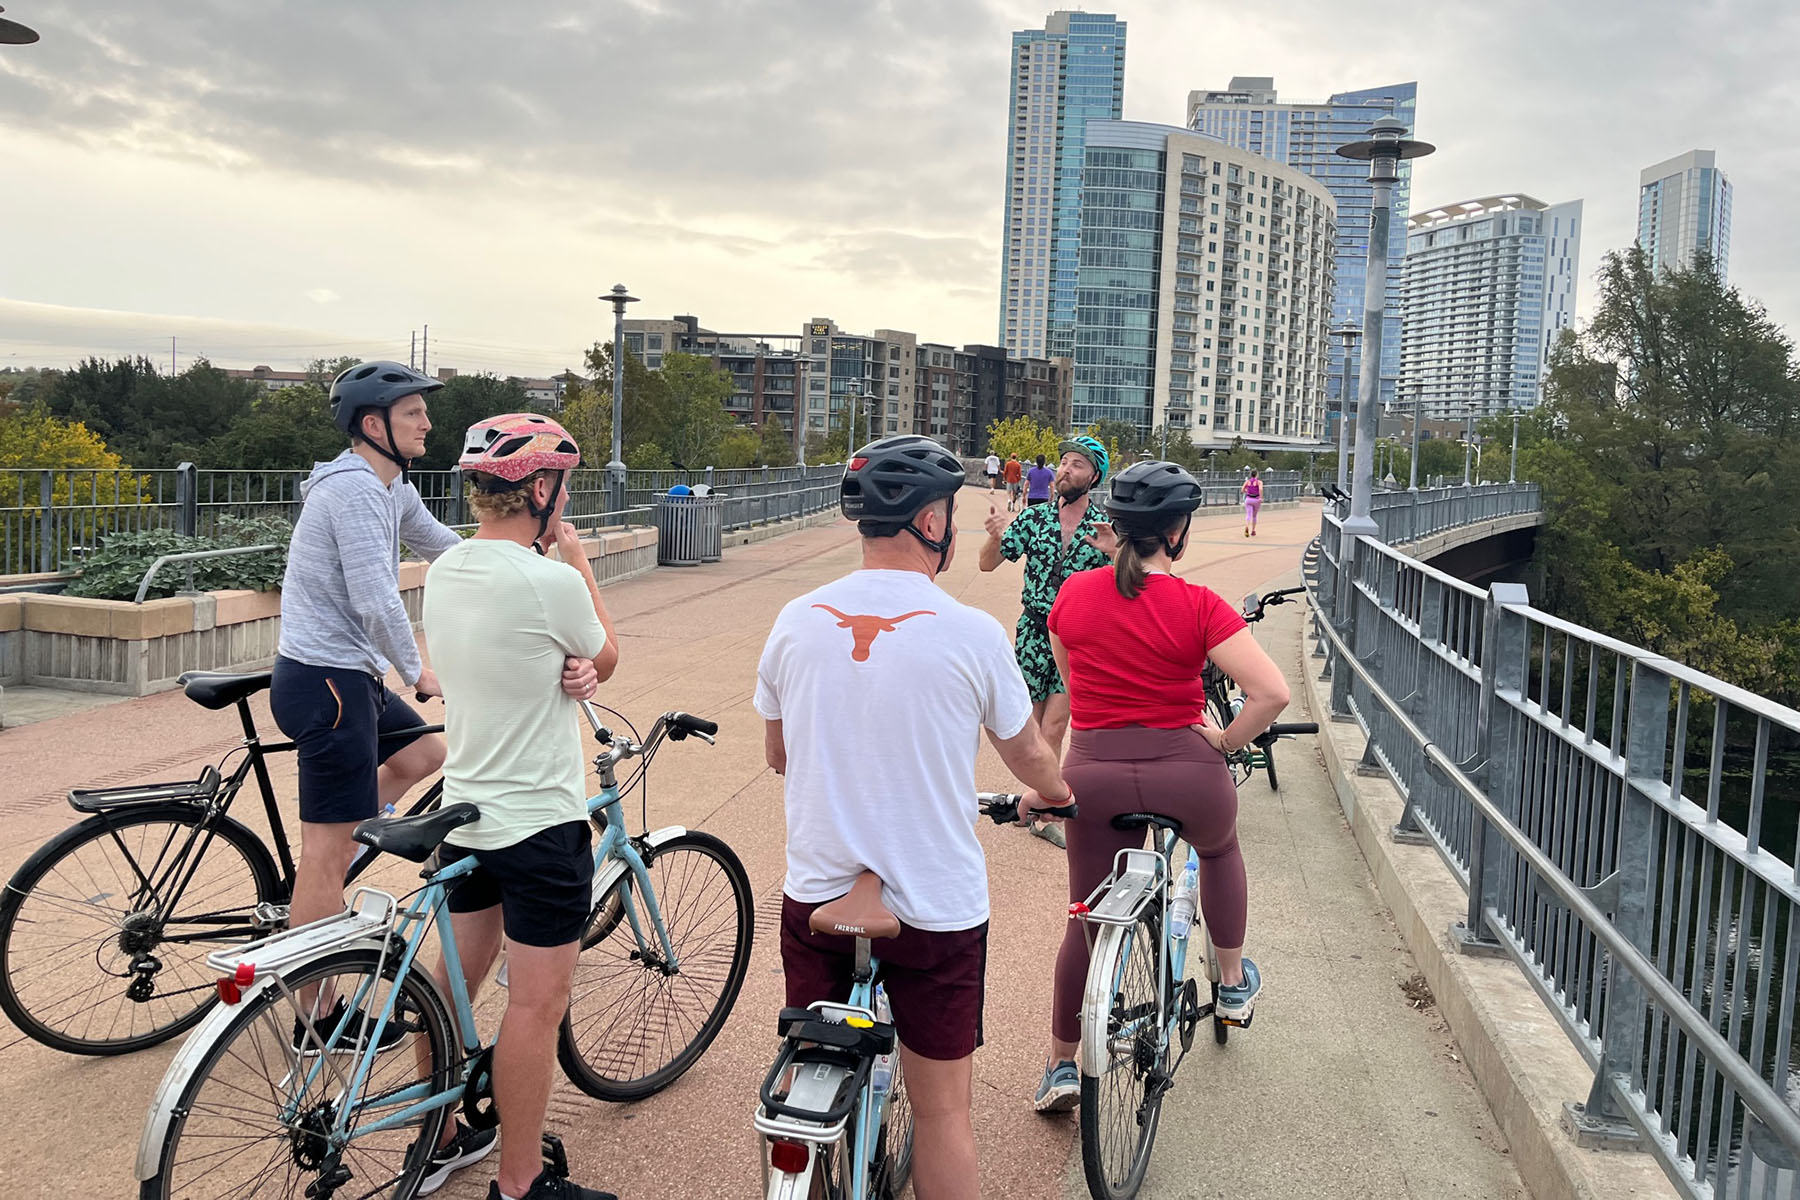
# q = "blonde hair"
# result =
<box><xmin>465</xmin><ymin>469</ymin><xmax>553</xmax><ymax>521</ymax></box>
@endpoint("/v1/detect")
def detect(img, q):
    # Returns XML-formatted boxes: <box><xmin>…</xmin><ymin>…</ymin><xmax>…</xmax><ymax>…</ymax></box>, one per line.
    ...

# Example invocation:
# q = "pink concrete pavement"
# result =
<box><xmin>0</xmin><ymin>495</ymin><xmax>1327</xmax><ymax>1199</ymax></box>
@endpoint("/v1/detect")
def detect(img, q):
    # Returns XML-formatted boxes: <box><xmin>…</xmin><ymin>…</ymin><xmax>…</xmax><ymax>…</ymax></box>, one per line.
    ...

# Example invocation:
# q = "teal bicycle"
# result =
<box><xmin>136</xmin><ymin>705</ymin><xmax>754</xmax><ymax>1200</ymax></box>
<box><xmin>754</xmin><ymin>793</ymin><xmax>1068</xmax><ymax>1200</ymax></box>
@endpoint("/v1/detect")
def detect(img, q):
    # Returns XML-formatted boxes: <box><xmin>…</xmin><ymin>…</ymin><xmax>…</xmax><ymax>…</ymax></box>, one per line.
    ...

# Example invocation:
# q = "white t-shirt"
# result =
<box><xmin>985</xmin><ymin>454</ymin><xmax>1001</xmax><ymax>475</ymax></box>
<box><xmin>754</xmin><ymin>569</ymin><xmax>1031</xmax><ymax>931</ymax></box>
<box><xmin>422</xmin><ymin>539</ymin><xmax>607</xmax><ymax>851</ymax></box>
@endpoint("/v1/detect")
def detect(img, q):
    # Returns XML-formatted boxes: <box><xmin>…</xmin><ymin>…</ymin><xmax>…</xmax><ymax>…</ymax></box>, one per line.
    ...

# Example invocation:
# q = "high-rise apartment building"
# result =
<box><xmin>1072</xmin><ymin>121</ymin><xmax>1336</xmax><ymax>447</ymax></box>
<box><xmin>999</xmin><ymin>11</ymin><xmax>1126</xmax><ymax>361</ymax></box>
<box><xmin>1637</xmin><ymin>150</ymin><xmax>1732</xmax><ymax>280</ymax></box>
<box><xmin>1401</xmin><ymin>195</ymin><xmax>1582</xmax><ymax>421</ymax></box>
<box><xmin>1188</xmin><ymin>77</ymin><xmax>1417</xmax><ymax>425</ymax></box>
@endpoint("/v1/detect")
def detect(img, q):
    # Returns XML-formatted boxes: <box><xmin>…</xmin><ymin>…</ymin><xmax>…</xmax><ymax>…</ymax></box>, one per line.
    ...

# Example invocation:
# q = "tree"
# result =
<box><xmin>1081</xmin><ymin>420</ymin><xmax>1143</xmax><ymax>473</ymax></box>
<box><xmin>306</xmin><ymin>356</ymin><xmax>362</xmax><ymax>388</ymax></box>
<box><xmin>712</xmin><ymin>424</ymin><xmax>761</xmax><ymax>469</ymax></box>
<box><xmin>1530</xmin><ymin>247</ymin><xmax>1800</xmax><ymax>703</ymax></box>
<box><xmin>195</xmin><ymin>383</ymin><xmax>346</xmax><ymax>468</ymax></box>
<box><xmin>40</xmin><ymin>357</ymin><xmax>260</xmax><ymax>463</ymax></box>
<box><xmin>758</xmin><ymin>419</ymin><xmax>797</xmax><ymax>468</ymax></box>
<box><xmin>984</xmin><ymin>414</ymin><xmax>1060</xmax><ymax>463</ymax></box>
<box><xmin>653</xmin><ymin>354</ymin><xmax>738</xmax><ymax>469</ymax></box>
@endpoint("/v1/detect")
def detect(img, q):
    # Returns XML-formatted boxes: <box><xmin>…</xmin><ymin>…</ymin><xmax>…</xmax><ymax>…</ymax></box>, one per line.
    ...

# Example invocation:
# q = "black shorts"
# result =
<box><xmin>269</xmin><ymin>656</ymin><xmax>429</xmax><ymax>825</ymax></box>
<box><xmin>443</xmin><ymin>821</ymin><xmax>594</xmax><ymax>948</ymax></box>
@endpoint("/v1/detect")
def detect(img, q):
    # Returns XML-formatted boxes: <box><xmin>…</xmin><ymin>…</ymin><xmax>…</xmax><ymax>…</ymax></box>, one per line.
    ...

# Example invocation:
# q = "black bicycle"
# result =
<box><xmin>1204</xmin><ymin>587</ymin><xmax>1307</xmax><ymax>791</ymax></box>
<box><xmin>0</xmin><ymin>670</ymin><xmax>443</xmax><ymax>1055</ymax></box>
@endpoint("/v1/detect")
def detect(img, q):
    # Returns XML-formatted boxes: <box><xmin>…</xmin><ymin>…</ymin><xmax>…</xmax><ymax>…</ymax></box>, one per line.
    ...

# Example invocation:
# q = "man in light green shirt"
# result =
<box><xmin>418</xmin><ymin>413</ymin><xmax>621</xmax><ymax>1200</ymax></box>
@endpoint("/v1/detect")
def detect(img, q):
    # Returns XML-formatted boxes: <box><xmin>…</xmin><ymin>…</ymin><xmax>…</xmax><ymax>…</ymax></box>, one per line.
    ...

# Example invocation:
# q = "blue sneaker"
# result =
<box><xmin>1215</xmin><ymin>958</ymin><xmax>1263</xmax><ymax>1022</ymax></box>
<box><xmin>1033</xmin><ymin>1059</ymin><xmax>1079</xmax><ymax>1112</ymax></box>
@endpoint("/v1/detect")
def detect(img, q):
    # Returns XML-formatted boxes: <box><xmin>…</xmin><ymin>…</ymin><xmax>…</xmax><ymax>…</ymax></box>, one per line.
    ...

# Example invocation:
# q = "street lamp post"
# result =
<box><xmin>1463</xmin><ymin>415</ymin><xmax>1474</xmax><ymax>486</ymax></box>
<box><xmin>1335</xmin><ymin>117</ymin><xmax>1433</xmax><ymax>622</ymax></box>
<box><xmin>793</xmin><ymin>353</ymin><xmax>807</xmax><ymax>468</ymax></box>
<box><xmin>1408</xmin><ymin>380</ymin><xmax>1422</xmax><ymax>492</ymax></box>
<box><xmin>845</xmin><ymin>381</ymin><xmax>861</xmax><ymax>459</ymax></box>
<box><xmin>1509</xmin><ymin>412</ymin><xmax>1520</xmax><ymax>484</ymax></box>
<box><xmin>601</xmin><ymin>284</ymin><xmax>638</xmax><ymax>517</ymax></box>
<box><xmin>1333</xmin><ymin>324</ymin><xmax>1361</xmax><ymax>490</ymax></box>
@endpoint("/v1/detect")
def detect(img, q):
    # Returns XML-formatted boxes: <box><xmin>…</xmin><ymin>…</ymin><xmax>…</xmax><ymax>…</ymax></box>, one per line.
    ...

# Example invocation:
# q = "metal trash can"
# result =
<box><xmin>655</xmin><ymin>492</ymin><xmax>723</xmax><ymax>566</ymax></box>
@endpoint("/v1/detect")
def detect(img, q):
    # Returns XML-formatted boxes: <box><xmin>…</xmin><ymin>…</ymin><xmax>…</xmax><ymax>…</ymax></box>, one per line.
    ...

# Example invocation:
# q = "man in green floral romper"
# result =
<box><xmin>979</xmin><ymin>436</ymin><xmax>1115</xmax><ymax>790</ymax></box>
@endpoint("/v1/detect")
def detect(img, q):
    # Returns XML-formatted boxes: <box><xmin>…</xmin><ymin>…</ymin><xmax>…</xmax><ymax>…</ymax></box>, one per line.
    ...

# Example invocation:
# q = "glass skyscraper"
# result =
<box><xmin>999</xmin><ymin>11</ymin><xmax>1126</xmax><ymax>361</ymax></box>
<box><xmin>1188</xmin><ymin>77</ymin><xmax>1418</xmax><ymax>418</ymax></box>
<box><xmin>1637</xmin><ymin>150</ymin><xmax>1732</xmax><ymax>281</ymax></box>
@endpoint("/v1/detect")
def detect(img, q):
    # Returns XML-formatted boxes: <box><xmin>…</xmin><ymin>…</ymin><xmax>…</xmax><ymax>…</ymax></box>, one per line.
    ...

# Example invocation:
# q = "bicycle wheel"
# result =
<box><xmin>1079</xmin><ymin>911</ymin><xmax>1168</xmax><ymax>1200</ymax></box>
<box><xmin>0</xmin><ymin>805</ymin><xmax>282</xmax><ymax>1055</ymax></box>
<box><xmin>557</xmin><ymin>830</ymin><xmax>754</xmax><ymax>1100</ymax></box>
<box><xmin>871</xmin><ymin>1059</ymin><xmax>915</xmax><ymax>1199</ymax></box>
<box><xmin>1263</xmin><ymin>741</ymin><xmax>1280</xmax><ymax>791</ymax></box>
<box><xmin>140</xmin><ymin>948</ymin><xmax>455</xmax><ymax>1200</ymax></box>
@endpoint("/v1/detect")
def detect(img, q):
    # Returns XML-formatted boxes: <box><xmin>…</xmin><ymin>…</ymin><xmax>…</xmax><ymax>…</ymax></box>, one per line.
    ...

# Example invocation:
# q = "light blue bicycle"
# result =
<box><xmin>136</xmin><ymin>705</ymin><xmax>754</xmax><ymax>1200</ymax></box>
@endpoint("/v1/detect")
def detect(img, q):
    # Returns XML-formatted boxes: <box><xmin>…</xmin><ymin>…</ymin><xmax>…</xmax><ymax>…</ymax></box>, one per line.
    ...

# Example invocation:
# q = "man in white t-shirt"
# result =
<box><xmin>755</xmin><ymin>436</ymin><xmax>1072</xmax><ymax>1200</ymax></box>
<box><xmin>984</xmin><ymin>450</ymin><xmax>1001</xmax><ymax>491</ymax></box>
<box><xmin>420</xmin><ymin>414</ymin><xmax>620</xmax><ymax>1200</ymax></box>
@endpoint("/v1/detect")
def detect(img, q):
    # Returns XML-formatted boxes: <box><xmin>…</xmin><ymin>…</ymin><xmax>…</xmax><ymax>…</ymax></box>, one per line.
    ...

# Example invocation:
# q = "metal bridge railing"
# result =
<box><xmin>1310</xmin><ymin>503</ymin><xmax>1800</xmax><ymax>1199</ymax></box>
<box><xmin>1</xmin><ymin>463</ymin><xmax>848</xmax><ymax>577</ymax></box>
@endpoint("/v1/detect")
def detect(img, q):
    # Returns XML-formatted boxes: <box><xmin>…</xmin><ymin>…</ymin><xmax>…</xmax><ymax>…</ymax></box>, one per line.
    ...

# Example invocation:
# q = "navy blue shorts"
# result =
<box><xmin>269</xmin><ymin>656</ymin><xmax>430</xmax><ymax>825</ymax></box>
<box><xmin>443</xmin><ymin>821</ymin><xmax>595</xmax><ymax>948</ymax></box>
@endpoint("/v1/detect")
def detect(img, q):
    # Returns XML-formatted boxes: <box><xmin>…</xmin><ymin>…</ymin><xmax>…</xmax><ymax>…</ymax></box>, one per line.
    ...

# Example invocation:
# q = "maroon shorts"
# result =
<box><xmin>780</xmin><ymin>894</ymin><xmax>988</xmax><ymax>1061</ymax></box>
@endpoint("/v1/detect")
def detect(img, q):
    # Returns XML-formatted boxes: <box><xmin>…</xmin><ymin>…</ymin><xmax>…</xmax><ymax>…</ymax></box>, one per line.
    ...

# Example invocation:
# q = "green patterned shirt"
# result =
<box><xmin>999</xmin><ymin>499</ymin><xmax>1112</xmax><ymax>617</ymax></box>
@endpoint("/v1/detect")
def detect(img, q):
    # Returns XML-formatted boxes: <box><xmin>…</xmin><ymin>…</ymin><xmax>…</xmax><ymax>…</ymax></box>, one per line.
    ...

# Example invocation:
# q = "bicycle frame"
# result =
<box><xmin>755</xmin><ymin>941</ymin><xmax>895</xmax><ymax>1200</ymax></box>
<box><xmin>138</xmin><ymin>769</ymin><xmax>688</xmax><ymax>1180</ymax></box>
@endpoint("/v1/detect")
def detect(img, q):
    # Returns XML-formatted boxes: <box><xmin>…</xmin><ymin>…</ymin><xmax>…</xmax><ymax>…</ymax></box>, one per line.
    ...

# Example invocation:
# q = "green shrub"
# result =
<box><xmin>67</xmin><ymin>515</ymin><xmax>291</xmax><ymax>600</ymax></box>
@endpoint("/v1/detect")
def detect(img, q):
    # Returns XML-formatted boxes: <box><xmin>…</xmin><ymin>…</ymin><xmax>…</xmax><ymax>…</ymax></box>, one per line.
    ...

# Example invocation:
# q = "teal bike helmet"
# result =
<box><xmin>1056</xmin><ymin>435</ymin><xmax>1109</xmax><ymax>500</ymax></box>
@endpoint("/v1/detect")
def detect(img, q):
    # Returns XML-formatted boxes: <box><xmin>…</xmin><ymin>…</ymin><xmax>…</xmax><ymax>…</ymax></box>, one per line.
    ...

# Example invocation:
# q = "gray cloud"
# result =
<box><xmin>1</xmin><ymin>0</ymin><xmax>1795</xmax><ymax>361</ymax></box>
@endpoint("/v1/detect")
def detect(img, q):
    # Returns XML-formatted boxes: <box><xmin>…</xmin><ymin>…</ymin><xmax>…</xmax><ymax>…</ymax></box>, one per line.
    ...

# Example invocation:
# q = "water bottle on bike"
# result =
<box><xmin>1167</xmin><ymin>852</ymin><xmax>1199</xmax><ymax>940</ymax></box>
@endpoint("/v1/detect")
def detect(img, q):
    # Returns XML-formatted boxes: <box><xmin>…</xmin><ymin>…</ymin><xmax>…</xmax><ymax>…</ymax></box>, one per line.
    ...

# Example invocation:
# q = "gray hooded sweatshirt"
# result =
<box><xmin>277</xmin><ymin>451</ymin><xmax>461</xmax><ymax>685</ymax></box>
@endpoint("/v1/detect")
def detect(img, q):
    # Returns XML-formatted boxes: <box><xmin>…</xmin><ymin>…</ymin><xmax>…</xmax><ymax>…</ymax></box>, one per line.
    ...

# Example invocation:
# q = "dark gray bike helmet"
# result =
<box><xmin>841</xmin><ymin>436</ymin><xmax>965</xmax><ymax>569</ymax></box>
<box><xmin>1105</xmin><ymin>460</ymin><xmax>1204</xmax><ymax>540</ymax></box>
<box><xmin>329</xmin><ymin>360</ymin><xmax>443</xmax><ymax>480</ymax></box>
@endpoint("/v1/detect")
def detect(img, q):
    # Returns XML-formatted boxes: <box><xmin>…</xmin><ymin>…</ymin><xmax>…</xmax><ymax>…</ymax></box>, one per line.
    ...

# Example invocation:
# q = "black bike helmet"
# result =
<box><xmin>841</xmin><ymin>436</ymin><xmax>965</xmax><ymax>570</ymax></box>
<box><xmin>1105</xmin><ymin>460</ymin><xmax>1204</xmax><ymax>538</ymax></box>
<box><xmin>329</xmin><ymin>360</ymin><xmax>443</xmax><ymax>481</ymax></box>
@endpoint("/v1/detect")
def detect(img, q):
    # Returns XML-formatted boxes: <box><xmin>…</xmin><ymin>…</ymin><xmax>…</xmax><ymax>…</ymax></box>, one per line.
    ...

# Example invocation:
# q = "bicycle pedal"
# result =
<box><xmin>1217</xmin><ymin>1011</ymin><xmax>1255</xmax><ymax>1029</ymax></box>
<box><xmin>541</xmin><ymin>1132</ymin><xmax>570</xmax><ymax>1178</ymax></box>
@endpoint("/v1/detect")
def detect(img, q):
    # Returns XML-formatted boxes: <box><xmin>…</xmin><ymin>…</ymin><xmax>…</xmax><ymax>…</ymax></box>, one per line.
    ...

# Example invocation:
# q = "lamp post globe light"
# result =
<box><xmin>601</xmin><ymin>284</ymin><xmax>638</xmax><ymax>516</ymax></box>
<box><xmin>1333</xmin><ymin>323</ymin><xmax>1361</xmax><ymax>490</ymax></box>
<box><xmin>0</xmin><ymin>6</ymin><xmax>40</xmax><ymax>43</ymax></box>
<box><xmin>1333</xmin><ymin>116</ymin><xmax>1433</xmax><ymax>622</ymax></box>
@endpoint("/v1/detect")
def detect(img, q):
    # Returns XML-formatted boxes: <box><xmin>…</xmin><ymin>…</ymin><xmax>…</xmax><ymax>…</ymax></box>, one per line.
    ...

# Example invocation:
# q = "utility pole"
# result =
<box><xmin>421</xmin><ymin>325</ymin><xmax>428</xmax><ymax>376</ymax></box>
<box><xmin>1334</xmin><ymin>116</ymin><xmax>1434</xmax><ymax>623</ymax></box>
<box><xmin>171</xmin><ymin>337</ymin><xmax>177</xmax><ymax>376</ymax></box>
<box><xmin>410</xmin><ymin>331</ymin><xmax>417</xmax><ymax>372</ymax></box>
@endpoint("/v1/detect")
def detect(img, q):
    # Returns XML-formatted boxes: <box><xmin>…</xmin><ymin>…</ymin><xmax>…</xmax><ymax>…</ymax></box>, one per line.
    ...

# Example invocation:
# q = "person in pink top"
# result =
<box><xmin>1021</xmin><ymin>460</ymin><xmax>1292</xmax><ymax>1112</ymax></box>
<box><xmin>1241</xmin><ymin>467</ymin><xmax>1264</xmax><ymax>537</ymax></box>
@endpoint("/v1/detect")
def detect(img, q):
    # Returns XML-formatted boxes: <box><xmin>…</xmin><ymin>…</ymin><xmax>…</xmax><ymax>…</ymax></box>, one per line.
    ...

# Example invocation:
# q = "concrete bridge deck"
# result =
<box><xmin>0</xmin><ymin>499</ymin><xmax>1525</xmax><ymax>1198</ymax></box>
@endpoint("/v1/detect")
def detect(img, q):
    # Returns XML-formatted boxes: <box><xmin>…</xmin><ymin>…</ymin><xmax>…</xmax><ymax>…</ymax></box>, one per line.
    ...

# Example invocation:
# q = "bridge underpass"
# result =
<box><xmin>0</xmin><ymin>497</ymin><xmax>1544</xmax><ymax>1200</ymax></box>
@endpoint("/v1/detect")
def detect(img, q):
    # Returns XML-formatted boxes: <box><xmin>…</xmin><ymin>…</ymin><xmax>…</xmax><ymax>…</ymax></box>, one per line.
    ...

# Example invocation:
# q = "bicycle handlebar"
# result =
<box><xmin>1252</xmin><ymin>722</ymin><xmax>1319</xmax><ymax>748</ymax></box>
<box><xmin>976</xmin><ymin>792</ymin><xmax>1078</xmax><ymax>823</ymax></box>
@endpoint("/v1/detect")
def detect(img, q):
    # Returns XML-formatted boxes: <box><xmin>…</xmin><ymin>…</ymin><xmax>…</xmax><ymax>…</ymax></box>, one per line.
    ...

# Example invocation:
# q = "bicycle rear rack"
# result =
<box><xmin>69</xmin><ymin>765</ymin><xmax>221</xmax><ymax>813</ymax></box>
<box><xmin>754</xmin><ymin>1001</ymin><xmax>887</xmax><ymax>1144</ymax></box>
<box><xmin>1073</xmin><ymin>848</ymin><xmax>1165</xmax><ymax>928</ymax></box>
<box><xmin>205</xmin><ymin>888</ymin><xmax>398</xmax><ymax>985</ymax></box>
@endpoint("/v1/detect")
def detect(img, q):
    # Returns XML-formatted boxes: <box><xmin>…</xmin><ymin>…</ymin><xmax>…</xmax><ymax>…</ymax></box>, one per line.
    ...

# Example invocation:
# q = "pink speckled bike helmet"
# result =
<box><xmin>459</xmin><ymin>413</ymin><xmax>582</xmax><ymax>481</ymax></box>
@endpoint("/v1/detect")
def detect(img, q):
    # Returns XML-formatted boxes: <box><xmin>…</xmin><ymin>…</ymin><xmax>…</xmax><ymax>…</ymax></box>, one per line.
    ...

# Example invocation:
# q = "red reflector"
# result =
<box><xmin>234</xmin><ymin>962</ymin><xmax>256</xmax><ymax>985</ymax></box>
<box><xmin>769</xmin><ymin>1139</ymin><xmax>809</xmax><ymax>1174</ymax></box>
<box><xmin>217</xmin><ymin>978</ymin><xmax>242</xmax><ymax>1005</ymax></box>
<box><xmin>1068</xmin><ymin>902</ymin><xmax>1090</xmax><ymax>919</ymax></box>
<box><xmin>849</xmin><ymin>457</ymin><xmax>868</xmax><ymax>471</ymax></box>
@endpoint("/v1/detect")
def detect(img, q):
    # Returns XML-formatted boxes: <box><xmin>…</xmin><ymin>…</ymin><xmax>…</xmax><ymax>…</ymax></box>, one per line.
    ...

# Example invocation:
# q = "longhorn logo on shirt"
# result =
<box><xmin>812</xmin><ymin>605</ymin><xmax>935</xmax><ymax>662</ymax></box>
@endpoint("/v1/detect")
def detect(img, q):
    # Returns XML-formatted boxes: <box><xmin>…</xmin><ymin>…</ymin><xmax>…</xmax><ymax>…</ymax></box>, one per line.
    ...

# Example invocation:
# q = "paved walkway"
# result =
<box><xmin>0</xmin><ymin>498</ymin><xmax>1523</xmax><ymax>1198</ymax></box>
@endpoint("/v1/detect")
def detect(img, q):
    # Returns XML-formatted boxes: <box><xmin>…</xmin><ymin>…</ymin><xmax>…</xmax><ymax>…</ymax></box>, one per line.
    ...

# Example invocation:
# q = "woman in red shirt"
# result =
<box><xmin>1025</xmin><ymin>460</ymin><xmax>1292</xmax><ymax>1112</ymax></box>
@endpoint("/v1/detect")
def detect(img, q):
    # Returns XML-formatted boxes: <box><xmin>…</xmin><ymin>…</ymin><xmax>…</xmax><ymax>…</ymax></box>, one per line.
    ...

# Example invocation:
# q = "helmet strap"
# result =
<box><xmin>901</xmin><ymin>496</ymin><xmax>956</xmax><ymax>574</ymax></box>
<box><xmin>523</xmin><ymin>471</ymin><xmax>566</xmax><ymax>557</ymax></box>
<box><xmin>1158</xmin><ymin>514</ymin><xmax>1194</xmax><ymax>561</ymax></box>
<box><xmin>363</xmin><ymin>408</ymin><xmax>413</xmax><ymax>484</ymax></box>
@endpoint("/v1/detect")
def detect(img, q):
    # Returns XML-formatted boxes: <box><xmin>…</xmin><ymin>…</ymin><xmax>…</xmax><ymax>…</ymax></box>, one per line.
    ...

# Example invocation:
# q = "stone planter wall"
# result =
<box><xmin>0</xmin><ymin>527</ymin><xmax>658</xmax><ymax>701</ymax></box>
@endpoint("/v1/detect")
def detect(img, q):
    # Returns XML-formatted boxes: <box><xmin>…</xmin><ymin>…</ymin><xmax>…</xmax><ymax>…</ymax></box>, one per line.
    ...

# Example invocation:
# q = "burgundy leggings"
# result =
<box><xmin>1053</xmin><ymin>725</ymin><xmax>1245</xmax><ymax>1044</ymax></box>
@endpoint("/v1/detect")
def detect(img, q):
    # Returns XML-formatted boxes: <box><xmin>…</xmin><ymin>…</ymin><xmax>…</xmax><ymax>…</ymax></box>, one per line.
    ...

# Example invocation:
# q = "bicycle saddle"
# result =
<box><xmin>809</xmin><ymin>871</ymin><xmax>902</xmax><ymax>940</ymax></box>
<box><xmin>1112</xmin><ymin>812</ymin><xmax>1185</xmax><ymax>836</ymax></box>
<box><xmin>353</xmin><ymin>803</ymin><xmax>480</xmax><ymax>863</ymax></box>
<box><xmin>179</xmin><ymin>670</ymin><xmax>273</xmax><ymax>710</ymax></box>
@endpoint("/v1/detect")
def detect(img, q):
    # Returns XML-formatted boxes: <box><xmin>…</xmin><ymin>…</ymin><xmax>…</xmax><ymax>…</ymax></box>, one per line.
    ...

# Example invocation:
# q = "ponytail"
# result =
<box><xmin>1114</xmin><ymin>535</ymin><xmax>1155</xmax><ymax>599</ymax></box>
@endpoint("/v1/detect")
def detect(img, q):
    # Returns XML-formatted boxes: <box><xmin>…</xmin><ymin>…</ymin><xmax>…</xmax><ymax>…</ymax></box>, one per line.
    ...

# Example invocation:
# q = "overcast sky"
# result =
<box><xmin>1</xmin><ymin>0</ymin><xmax>1794</xmax><ymax>378</ymax></box>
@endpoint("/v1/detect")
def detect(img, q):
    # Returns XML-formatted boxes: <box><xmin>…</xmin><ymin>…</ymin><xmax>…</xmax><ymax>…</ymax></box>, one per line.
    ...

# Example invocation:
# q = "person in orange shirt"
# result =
<box><xmin>1002</xmin><ymin>453</ymin><xmax>1024</xmax><ymax>512</ymax></box>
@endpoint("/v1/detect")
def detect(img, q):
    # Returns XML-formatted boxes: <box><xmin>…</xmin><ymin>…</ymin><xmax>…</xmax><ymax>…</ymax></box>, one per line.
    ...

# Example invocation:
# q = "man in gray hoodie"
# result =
<box><xmin>269</xmin><ymin>362</ymin><xmax>597</xmax><ymax>1023</ymax></box>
